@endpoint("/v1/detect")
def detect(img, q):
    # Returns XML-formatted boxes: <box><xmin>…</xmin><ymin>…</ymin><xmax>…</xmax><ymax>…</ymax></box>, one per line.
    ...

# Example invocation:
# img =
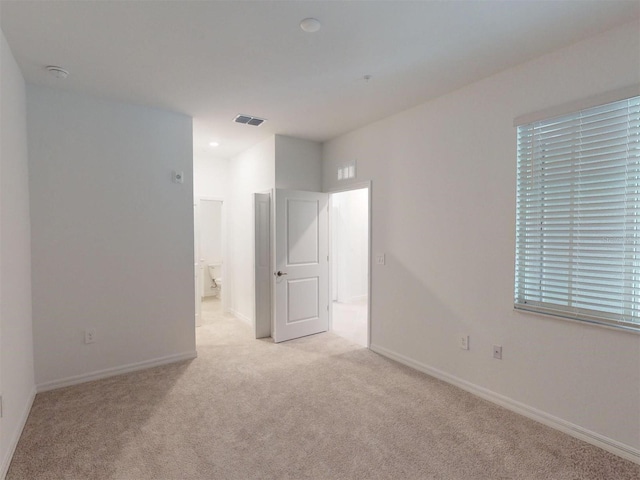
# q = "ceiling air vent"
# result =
<box><xmin>234</xmin><ymin>114</ymin><xmax>266</xmax><ymax>127</ymax></box>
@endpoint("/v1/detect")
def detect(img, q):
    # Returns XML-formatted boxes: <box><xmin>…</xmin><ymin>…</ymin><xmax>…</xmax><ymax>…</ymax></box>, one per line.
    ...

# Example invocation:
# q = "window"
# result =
<box><xmin>515</xmin><ymin>95</ymin><xmax>640</xmax><ymax>332</ymax></box>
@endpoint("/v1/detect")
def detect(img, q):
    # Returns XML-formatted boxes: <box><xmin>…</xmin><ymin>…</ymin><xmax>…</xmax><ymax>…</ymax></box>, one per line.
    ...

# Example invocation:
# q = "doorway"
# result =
<box><xmin>330</xmin><ymin>186</ymin><xmax>370</xmax><ymax>347</ymax></box>
<box><xmin>195</xmin><ymin>198</ymin><xmax>224</xmax><ymax>326</ymax></box>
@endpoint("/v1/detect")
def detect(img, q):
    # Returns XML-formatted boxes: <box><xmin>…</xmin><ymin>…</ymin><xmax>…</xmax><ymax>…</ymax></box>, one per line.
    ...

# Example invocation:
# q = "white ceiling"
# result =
<box><xmin>1</xmin><ymin>1</ymin><xmax>638</xmax><ymax>159</ymax></box>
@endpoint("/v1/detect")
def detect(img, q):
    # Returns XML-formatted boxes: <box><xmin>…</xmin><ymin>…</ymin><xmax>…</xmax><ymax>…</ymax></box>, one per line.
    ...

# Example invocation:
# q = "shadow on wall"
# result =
<box><xmin>371</xmin><ymin>252</ymin><xmax>467</xmax><ymax>367</ymax></box>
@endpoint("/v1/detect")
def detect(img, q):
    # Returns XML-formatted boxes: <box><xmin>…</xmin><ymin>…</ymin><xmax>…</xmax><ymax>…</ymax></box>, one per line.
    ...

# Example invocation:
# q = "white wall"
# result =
<box><xmin>226</xmin><ymin>137</ymin><xmax>275</xmax><ymax>323</ymax></box>
<box><xmin>223</xmin><ymin>134</ymin><xmax>321</xmax><ymax>326</ymax></box>
<box><xmin>200</xmin><ymin>200</ymin><xmax>223</xmax><ymax>266</ymax></box>
<box><xmin>332</xmin><ymin>188</ymin><xmax>368</xmax><ymax>303</ymax></box>
<box><xmin>0</xmin><ymin>29</ymin><xmax>35</xmax><ymax>478</ymax></box>
<box><xmin>193</xmin><ymin>153</ymin><xmax>228</xmax><ymax>200</ymax></box>
<box><xmin>27</xmin><ymin>85</ymin><xmax>195</xmax><ymax>389</ymax></box>
<box><xmin>323</xmin><ymin>21</ymin><xmax>640</xmax><ymax>457</ymax></box>
<box><xmin>275</xmin><ymin>135</ymin><xmax>322</xmax><ymax>192</ymax></box>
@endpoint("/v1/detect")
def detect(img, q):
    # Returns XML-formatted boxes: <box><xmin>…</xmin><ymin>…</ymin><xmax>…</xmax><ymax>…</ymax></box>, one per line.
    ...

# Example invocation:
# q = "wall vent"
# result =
<box><xmin>234</xmin><ymin>114</ymin><xmax>266</xmax><ymax>126</ymax></box>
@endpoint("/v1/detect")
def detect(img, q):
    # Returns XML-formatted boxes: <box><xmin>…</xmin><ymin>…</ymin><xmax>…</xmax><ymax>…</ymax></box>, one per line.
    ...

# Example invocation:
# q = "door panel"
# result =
<box><xmin>287</xmin><ymin>277</ymin><xmax>319</xmax><ymax>322</ymax></box>
<box><xmin>273</xmin><ymin>189</ymin><xmax>328</xmax><ymax>343</ymax></box>
<box><xmin>287</xmin><ymin>198</ymin><xmax>319</xmax><ymax>265</ymax></box>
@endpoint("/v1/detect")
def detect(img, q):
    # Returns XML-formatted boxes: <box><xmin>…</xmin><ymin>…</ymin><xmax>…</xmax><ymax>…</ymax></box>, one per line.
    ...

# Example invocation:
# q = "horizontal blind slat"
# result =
<box><xmin>515</xmin><ymin>95</ymin><xmax>640</xmax><ymax>331</ymax></box>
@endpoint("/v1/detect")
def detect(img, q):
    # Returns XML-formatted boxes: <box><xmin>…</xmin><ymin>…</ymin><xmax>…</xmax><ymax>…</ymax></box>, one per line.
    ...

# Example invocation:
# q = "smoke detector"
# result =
<box><xmin>46</xmin><ymin>66</ymin><xmax>69</xmax><ymax>79</ymax></box>
<box><xmin>300</xmin><ymin>18</ymin><xmax>321</xmax><ymax>33</ymax></box>
<box><xmin>233</xmin><ymin>114</ymin><xmax>266</xmax><ymax>127</ymax></box>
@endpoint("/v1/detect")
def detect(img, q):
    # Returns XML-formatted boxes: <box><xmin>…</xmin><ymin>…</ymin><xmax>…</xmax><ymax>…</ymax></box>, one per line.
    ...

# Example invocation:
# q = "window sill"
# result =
<box><xmin>514</xmin><ymin>305</ymin><xmax>640</xmax><ymax>335</ymax></box>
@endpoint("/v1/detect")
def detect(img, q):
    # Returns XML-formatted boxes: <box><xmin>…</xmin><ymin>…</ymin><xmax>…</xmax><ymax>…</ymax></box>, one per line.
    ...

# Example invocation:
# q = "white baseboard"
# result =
<box><xmin>227</xmin><ymin>308</ymin><xmax>252</xmax><ymax>325</ymax></box>
<box><xmin>36</xmin><ymin>351</ymin><xmax>198</xmax><ymax>393</ymax></box>
<box><xmin>370</xmin><ymin>343</ymin><xmax>640</xmax><ymax>465</ymax></box>
<box><xmin>1</xmin><ymin>386</ymin><xmax>36</xmax><ymax>480</ymax></box>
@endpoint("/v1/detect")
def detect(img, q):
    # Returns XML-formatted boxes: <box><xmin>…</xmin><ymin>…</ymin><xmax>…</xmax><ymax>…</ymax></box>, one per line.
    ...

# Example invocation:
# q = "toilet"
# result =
<box><xmin>207</xmin><ymin>263</ymin><xmax>222</xmax><ymax>297</ymax></box>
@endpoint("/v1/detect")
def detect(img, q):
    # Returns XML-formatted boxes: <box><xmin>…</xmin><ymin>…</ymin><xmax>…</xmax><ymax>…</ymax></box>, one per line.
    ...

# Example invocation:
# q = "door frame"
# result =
<box><xmin>327</xmin><ymin>181</ymin><xmax>372</xmax><ymax>348</ymax></box>
<box><xmin>196</xmin><ymin>196</ymin><xmax>226</xmax><ymax>312</ymax></box>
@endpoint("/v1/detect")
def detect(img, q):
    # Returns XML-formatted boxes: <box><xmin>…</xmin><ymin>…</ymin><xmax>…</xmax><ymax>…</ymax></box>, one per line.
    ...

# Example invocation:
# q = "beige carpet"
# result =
<box><xmin>7</xmin><ymin>299</ymin><xmax>640</xmax><ymax>479</ymax></box>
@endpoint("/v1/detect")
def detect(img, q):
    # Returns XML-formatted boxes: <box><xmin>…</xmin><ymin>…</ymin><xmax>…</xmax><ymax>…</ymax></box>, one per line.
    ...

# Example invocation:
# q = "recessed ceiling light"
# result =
<box><xmin>46</xmin><ymin>65</ymin><xmax>69</xmax><ymax>79</ymax></box>
<box><xmin>209</xmin><ymin>142</ymin><xmax>219</xmax><ymax>147</ymax></box>
<box><xmin>300</xmin><ymin>18</ymin><xmax>321</xmax><ymax>33</ymax></box>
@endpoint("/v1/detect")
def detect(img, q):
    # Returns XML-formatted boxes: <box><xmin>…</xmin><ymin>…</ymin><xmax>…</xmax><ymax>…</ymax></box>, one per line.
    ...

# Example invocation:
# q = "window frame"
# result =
<box><xmin>514</xmin><ymin>90</ymin><xmax>640</xmax><ymax>333</ymax></box>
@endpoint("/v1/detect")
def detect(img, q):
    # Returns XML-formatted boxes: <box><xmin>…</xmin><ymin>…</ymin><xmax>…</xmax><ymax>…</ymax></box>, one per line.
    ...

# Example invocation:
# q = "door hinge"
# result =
<box><xmin>0</xmin><ymin>395</ymin><xmax>3</xmax><ymax>418</ymax></box>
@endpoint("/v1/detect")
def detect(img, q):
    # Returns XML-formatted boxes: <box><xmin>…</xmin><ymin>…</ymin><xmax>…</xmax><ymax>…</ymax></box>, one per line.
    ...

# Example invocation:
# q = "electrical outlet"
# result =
<box><xmin>376</xmin><ymin>254</ymin><xmax>385</xmax><ymax>265</ymax></box>
<box><xmin>493</xmin><ymin>345</ymin><xmax>502</xmax><ymax>359</ymax></box>
<box><xmin>460</xmin><ymin>335</ymin><xmax>469</xmax><ymax>350</ymax></box>
<box><xmin>85</xmin><ymin>329</ymin><xmax>96</xmax><ymax>344</ymax></box>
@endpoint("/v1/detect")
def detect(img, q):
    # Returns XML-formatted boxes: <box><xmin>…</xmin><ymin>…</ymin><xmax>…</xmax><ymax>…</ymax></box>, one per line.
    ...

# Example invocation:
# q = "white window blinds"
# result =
<box><xmin>515</xmin><ymin>95</ymin><xmax>640</xmax><ymax>332</ymax></box>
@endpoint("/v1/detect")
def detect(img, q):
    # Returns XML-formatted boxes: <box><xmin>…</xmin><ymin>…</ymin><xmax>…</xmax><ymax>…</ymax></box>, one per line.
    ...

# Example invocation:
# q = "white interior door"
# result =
<box><xmin>273</xmin><ymin>189</ymin><xmax>329</xmax><ymax>343</ymax></box>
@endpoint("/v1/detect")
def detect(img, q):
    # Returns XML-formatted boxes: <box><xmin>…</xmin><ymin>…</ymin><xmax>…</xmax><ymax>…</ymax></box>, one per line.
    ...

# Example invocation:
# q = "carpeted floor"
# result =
<box><xmin>7</xmin><ymin>299</ymin><xmax>640</xmax><ymax>479</ymax></box>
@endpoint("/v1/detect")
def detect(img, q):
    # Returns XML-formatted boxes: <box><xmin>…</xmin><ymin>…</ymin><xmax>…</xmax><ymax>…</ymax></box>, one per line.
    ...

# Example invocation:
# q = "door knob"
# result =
<box><xmin>275</xmin><ymin>271</ymin><xmax>288</xmax><ymax>277</ymax></box>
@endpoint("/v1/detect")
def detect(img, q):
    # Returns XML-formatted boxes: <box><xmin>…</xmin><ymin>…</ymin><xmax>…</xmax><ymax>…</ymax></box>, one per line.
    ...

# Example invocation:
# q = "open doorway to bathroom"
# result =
<box><xmin>195</xmin><ymin>198</ymin><xmax>224</xmax><ymax>327</ymax></box>
<box><xmin>330</xmin><ymin>186</ymin><xmax>370</xmax><ymax>347</ymax></box>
